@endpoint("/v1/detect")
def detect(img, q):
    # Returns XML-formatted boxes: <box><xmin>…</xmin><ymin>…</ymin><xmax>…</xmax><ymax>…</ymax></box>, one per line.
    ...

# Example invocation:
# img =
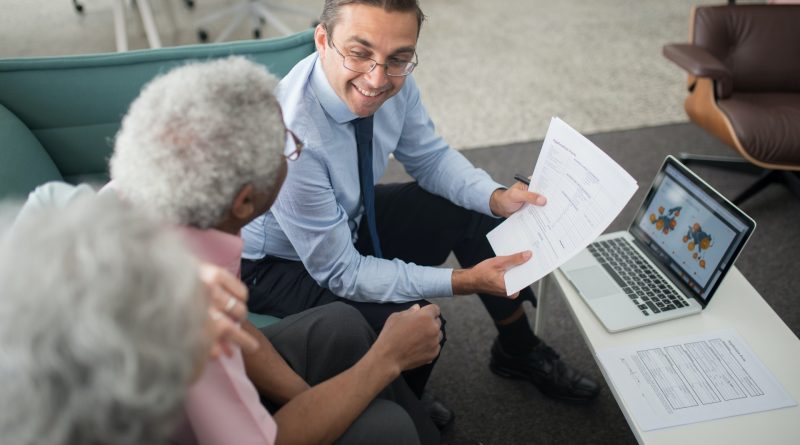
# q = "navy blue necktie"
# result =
<box><xmin>351</xmin><ymin>116</ymin><xmax>383</xmax><ymax>258</ymax></box>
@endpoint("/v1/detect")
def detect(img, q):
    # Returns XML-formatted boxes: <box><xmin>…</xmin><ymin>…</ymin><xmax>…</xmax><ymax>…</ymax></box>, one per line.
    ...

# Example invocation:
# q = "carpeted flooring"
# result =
<box><xmin>382</xmin><ymin>122</ymin><xmax>800</xmax><ymax>445</ymax></box>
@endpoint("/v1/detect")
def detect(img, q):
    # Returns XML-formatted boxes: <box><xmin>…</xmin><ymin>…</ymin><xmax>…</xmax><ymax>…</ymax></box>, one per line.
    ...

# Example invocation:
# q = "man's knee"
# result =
<box><xmin>312</xmin><ymin>302</ymin><xmax>377</xmax><ymax>347</ymax></box>
<box><xmin>335</xmin><ymin>399</ymin><xmax>421</xmax><ymax>445</ymax></box>
<box><xmin>262</xmin><ymin>302</ymin><xmax>377</xmax><ymax>385</ymax></box>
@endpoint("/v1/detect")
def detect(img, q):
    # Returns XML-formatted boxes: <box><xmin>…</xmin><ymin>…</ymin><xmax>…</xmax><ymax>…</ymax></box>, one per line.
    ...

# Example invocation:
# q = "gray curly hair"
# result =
<box><xmin>0</xmin><ymin>195</ymin><xmax>208</xmax><ymax>445</ymax></box>
<box><xmin>110</xmin><ymin>56</ymin><xmax>286</xmax><ymax>229</ymax></box>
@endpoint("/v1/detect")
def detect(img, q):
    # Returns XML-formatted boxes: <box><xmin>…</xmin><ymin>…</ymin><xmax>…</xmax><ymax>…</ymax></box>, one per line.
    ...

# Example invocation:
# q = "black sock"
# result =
<box><xmin>496</xmin><ymin>314</ymin><xmax>540</xmax><ymax>356</ymax></box>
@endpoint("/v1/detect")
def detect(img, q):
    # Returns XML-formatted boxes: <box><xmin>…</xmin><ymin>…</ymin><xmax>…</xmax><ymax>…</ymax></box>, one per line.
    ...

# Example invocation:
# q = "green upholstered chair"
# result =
<box><xmin>247</xmin><ymin>312</ymin><xmax>282</xmax><ymax>329</ymax></box>
<box><xmin>0</xmin><ymin>30</ymin><xmax>314</xmax><ymax>329</ymax></box>
<box><xmin>0</xmin><ymin>28</ymin><xmax>314</xmax><ymax>201</ymax></box>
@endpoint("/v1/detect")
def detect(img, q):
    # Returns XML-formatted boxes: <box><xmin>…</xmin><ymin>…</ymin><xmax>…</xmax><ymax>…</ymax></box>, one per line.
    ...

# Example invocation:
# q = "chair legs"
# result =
<box><xmin>196</xmin><ymin>0</ymin><xmax>317</xmax><ymax>43</ymax></box>
<box><xmin>679</xmin><ymin>153</ymin><xmax>800</xmax><ymax>205</ymax></box>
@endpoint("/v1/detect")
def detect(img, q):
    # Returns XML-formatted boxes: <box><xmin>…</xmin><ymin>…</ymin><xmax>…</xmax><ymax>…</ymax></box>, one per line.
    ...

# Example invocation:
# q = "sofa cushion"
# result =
<box><xmin>247</xmin><ymin>312</ymin><xmax>281</xmax><ymax>329</ymax></box>
<box><xmin>0</xmin><ymin>104</ymin><xmax>63</xmax><ymax>200</ymax></box>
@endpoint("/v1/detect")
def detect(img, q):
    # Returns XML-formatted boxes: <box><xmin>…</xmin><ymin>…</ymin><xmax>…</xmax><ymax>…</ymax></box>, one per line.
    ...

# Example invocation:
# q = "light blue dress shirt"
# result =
<box><xmin>242</xmin><ymin>53</ymin><xmax>503</xmax><ymax>303</ymax></box>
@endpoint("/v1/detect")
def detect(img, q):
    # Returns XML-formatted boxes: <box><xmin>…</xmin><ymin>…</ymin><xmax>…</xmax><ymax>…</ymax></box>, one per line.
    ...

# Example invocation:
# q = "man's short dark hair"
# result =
<box><xmin>320</xmin><ymin>0</ymin><xmax>426</xmax><ymax>38</ymax></box>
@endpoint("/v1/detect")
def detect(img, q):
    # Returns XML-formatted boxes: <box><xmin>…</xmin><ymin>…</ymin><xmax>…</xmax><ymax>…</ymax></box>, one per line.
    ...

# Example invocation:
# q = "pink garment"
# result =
<box><xmin>97</xmin><ymin>181</ymin><xmax>276</xmax><ymax>444</ymax></box>
<box><xmin>172</xmin><ymin>227</ymin><xmax>277</xmax><ymax>445</ymax></box>
<box><xmin>180</xmin><ymin>226</ymin><xmax>245</xmax><ymax>277</ymax></box>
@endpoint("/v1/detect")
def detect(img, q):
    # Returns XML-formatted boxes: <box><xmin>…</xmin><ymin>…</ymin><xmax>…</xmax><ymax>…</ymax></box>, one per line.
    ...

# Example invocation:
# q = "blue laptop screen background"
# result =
<box><xmin>630</xmin><ymin>162</ymin><xmax>753</xmax><ymax>302</ymax></box>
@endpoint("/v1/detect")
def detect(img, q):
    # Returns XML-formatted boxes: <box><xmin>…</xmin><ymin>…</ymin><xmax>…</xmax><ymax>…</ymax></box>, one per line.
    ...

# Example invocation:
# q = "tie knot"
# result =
<box><xmin>350</xmin><ymin>116</ymin><xmax>372</xmax><ymax>125</ymax></box>
<box><xmin>351</xmin><ymin>116</ymin><xmax>374</xmax><ymax>141</ymax></box>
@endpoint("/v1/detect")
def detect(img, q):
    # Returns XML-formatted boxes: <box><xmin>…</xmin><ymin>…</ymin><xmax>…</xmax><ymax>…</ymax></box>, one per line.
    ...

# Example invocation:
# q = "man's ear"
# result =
<box><xmin>231</xmin><ymin>184</ymin><xmax>256</xmax><ymax>221</ymax></box>
<box><xmin>314</xmin><ymin>23</ymin><xmax>328</xmax><ymax>53</ymax></box>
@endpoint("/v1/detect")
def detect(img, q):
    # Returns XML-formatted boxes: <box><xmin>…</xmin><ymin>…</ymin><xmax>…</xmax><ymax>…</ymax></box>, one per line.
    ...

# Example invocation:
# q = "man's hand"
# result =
<box><xmin>489</xmin><ymin>180</ymin><xmax>547</xmax><ymax>218</ymax></box>
<box><xmin>451</xmin><ymin>250</ymin><xmax>532</xmax><ymax>298</ymax></box>
<box><xmin>372</xmin><ymin>304</ymin><xmax>442</xmax><ymax>375</ymax></box>
<box><xmin>199</xmin><ymin>263</ymin><xmax>259</xmax><ymax>359</ymax></box>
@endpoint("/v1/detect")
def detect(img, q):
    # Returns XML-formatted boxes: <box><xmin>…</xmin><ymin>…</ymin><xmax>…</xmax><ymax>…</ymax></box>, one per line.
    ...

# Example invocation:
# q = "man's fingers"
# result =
<box><xmin>497</xmin><ymin>250</ymin><xmax>532</xmax><ymax>268</ymax></box>
<box><xmin>527</xmin><ymin>191</ymin><xmax>547</xmax><ymax>206</ymax></box>
<box><xmin>512</xmin><ymin>180</ymin><xmax>529</xmax><ymax>190</ymax></box>
<box><xmin>419</xmin><ymin>303</ymin><xmax>440</xmax><ymax>318</ymax></box>
<box><xmin>506</xmin><ymin>185</ymin><xmax>546</xmax><ymax>205</ymax></box>
<box><xmin>513</xmin><ymin>187</ymin><xmax>546</xmax><ymax>206</ymax></box>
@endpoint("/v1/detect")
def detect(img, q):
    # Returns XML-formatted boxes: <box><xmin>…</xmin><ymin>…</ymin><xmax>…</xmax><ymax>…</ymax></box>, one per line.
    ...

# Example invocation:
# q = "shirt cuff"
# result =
<box><xmin>474</xmin><ymin>179</ymin><xmax>506</xmax><ymax>217</ymax></box>
<box><xmin>424</xmin><ymin>267</ymin><xmax>456</xmax><ymax>298</ymax></box>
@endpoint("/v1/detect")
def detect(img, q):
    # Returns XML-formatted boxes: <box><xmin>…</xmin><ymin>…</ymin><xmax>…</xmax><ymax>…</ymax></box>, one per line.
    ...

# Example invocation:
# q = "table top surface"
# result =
<box><xmin>551</xmin><ymin>266</ymin><xmax>800</xmax><ymax>445</ymax></box>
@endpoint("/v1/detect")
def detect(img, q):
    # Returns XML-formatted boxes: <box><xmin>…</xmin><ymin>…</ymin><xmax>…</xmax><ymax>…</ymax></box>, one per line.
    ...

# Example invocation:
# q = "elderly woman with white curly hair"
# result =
<box><xmin>108</xmin><ymin>56</ymin><xmax>443</xmax><ymax>445</ymax></box>
<box><xmin>0</xmin><ymin>195</ymin><xmax>211</xmax><ymax>445</ymax></box>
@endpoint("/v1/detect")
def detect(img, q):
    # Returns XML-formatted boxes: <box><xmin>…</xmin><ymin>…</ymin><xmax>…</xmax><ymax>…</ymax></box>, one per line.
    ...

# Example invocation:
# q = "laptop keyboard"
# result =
<box><xmin>587</xmin><ymin>238</ymin><xmax>690</xmax><ymax>317</ymax></box>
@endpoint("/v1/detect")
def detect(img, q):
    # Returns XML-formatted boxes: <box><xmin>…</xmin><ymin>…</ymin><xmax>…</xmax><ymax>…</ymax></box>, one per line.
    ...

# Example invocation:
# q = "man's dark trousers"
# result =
<box><xmin>242</xmin><ymin>182</ymin><xmax>536</xmax><ymax>396</ymax></box>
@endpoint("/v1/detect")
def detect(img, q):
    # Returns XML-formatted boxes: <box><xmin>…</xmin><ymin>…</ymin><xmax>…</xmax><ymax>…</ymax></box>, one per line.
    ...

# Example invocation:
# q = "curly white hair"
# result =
<box><xmin>0</xmin><ymin>195</ymin><xmax>208</xmax><ymax>445</ymax></box>
<box><xmin>110</xmin><ymin>56</ymin><xmax>286</xmax><ymax>228</ymax></box>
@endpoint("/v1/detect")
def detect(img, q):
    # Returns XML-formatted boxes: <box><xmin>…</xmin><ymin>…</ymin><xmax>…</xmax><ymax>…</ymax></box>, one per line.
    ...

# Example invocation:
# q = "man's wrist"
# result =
<box><xmin>363</xmin><ymin>341</ymin><xmax>403</xmax><ymax>382</ymax></box>
<box><xmin>451</xmin><ymin>268</ymin><xmax>474</xmax><ymax>295</ymax></box>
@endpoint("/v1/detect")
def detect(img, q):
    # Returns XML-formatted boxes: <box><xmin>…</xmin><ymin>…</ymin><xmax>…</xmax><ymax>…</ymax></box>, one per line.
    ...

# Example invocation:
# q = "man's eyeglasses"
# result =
<box><xmin>329</xmin><ymin>40</ymin><xmax>418</xmax><ymax>77</ymax></box>
<box><xmin>284</xmin><ymin>128</ymin><xmax>303</xmax><ymax>161</ymax></box>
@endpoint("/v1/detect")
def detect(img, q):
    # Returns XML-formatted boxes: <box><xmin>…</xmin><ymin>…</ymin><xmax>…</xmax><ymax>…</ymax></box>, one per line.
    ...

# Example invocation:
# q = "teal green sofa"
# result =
<box><xmin>0</xmin><ymin>29</ymin><xmax>315</xmax><ymax>328</ymax></box>
<box><xmin>0</xmin><ymin>29</ymin><xmax>314</xmax><ymax>201</ymax></box>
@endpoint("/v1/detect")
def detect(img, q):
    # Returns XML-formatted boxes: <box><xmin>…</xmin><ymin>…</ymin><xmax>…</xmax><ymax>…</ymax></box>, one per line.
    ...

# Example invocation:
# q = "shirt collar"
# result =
<box><xmin>177</xmin><ymin>226</ymin><xmax>244</xmax><ymax>278</ymax></box>
<box><xmin>310</xmin><ymin>56</ymin><xmax>359</xmax><ymax>124</ymax></box>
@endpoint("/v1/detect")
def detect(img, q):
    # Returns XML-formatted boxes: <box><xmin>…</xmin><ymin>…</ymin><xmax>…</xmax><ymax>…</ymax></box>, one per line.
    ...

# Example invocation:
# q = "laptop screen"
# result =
<box><xmin>628</xmin><ymin>156</ymin><xmax>755</xmax><ymax>306</ymax></box>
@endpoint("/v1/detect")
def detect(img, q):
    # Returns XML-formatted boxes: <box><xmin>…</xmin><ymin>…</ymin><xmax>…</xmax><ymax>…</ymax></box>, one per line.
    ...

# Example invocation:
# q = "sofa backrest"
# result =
<box><xmin>692</xmin><ymin>5</ymin><xmax>800</xmax><ymax>94</ymax></box>
<box><xmin>0</xmin><ymin>29</ymin><xmax>315</xmax><ymax>200</ymax></box>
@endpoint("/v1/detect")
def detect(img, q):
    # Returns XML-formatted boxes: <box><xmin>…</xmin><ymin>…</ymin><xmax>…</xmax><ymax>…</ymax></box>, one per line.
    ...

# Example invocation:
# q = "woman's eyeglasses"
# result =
<box><xmin>285</xmin><ymin>128</ymin><xmax>303</xmax><ymax>161</ymax></box>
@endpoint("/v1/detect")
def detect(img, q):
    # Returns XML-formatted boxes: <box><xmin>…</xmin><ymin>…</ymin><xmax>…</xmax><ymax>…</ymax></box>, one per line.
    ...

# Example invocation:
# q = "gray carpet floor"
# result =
<box><xmin>382</xmin><ymin>122</ymin><xmax>800</xmax><ymax>445</ymax></box>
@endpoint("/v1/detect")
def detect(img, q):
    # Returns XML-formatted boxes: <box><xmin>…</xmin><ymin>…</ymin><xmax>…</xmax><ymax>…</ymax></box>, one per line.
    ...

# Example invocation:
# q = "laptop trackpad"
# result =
<box><xmin>569</xmin><ymin>267</ymin><xmax>620</xmax><ymax>300</ymax></box>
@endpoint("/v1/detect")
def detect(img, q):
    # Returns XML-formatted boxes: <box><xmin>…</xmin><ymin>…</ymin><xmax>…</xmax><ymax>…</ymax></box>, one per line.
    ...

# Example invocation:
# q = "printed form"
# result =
<box><xmin>597</xmin><ymin>329</ymin><xmax>796</xmax><ymax>431</ymax></box>
<box><xmin>487</xmin><ymin>117</ymin><xmax>638</xmax><ymax>295</ymax></box>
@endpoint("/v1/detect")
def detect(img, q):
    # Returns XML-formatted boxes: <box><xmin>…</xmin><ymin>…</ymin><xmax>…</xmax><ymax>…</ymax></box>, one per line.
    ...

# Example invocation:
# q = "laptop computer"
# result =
<box><xmin>560</xmin><ymin>155</ymin><xmax>756</xmax><ymax>332</ymax></box>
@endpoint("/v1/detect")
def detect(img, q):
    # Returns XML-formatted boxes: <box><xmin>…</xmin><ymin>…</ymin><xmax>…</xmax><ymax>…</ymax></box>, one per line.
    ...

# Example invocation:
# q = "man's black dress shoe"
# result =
<box><xmin>489</xmin><ymin>338</ymin><xmax>600</xmax><ymax>403</ymax></box>
<box><xmin>421</xmin><ymin>390</ymin><xmax>454</xmax><ymax>429</ymax></box>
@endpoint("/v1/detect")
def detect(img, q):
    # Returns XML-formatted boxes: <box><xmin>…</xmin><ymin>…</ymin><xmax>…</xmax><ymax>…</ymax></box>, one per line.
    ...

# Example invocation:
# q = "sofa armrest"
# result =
<box><xmin>663</xmin><ymin>43</ymin><xmax>733</xmax><ymax>98</ymax></box>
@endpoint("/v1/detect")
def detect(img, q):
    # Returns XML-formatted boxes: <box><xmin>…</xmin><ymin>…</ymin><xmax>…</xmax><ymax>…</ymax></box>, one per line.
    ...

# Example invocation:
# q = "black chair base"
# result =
<box><xmin>679</xmin><ymin>153</ymin><xmax>800</xmax><ymax>205</ymax></box>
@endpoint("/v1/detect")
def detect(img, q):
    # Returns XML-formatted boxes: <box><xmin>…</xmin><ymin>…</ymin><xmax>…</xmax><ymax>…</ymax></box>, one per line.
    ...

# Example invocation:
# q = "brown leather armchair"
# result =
<box><xmin>663</xmin><ymin>4</ymin><xmax>800</xmax><ymax>205</ymax></box>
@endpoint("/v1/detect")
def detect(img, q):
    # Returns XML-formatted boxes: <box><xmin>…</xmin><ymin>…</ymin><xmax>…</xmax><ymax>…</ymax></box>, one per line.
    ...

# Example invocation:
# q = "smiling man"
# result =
<box><xmin>242</xmin><ymin>0</ymin><xmax>600</xmax><ymax>423</ymax></box>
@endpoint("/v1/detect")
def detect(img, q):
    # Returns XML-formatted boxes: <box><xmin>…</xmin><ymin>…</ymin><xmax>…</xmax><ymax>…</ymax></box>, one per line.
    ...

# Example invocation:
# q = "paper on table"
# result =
<box><xmin>487</xmin><ymin>117</ymin><xmax>638</xmax><ymax>295</ymax></box>
<box><xmin>596</xmin><ymin>329</ymin><xmax>797</xmax><ymax>431</ymax></box>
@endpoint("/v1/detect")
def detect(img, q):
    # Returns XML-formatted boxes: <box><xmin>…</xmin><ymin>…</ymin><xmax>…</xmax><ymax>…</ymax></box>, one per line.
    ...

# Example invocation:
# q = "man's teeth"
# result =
<box><xmin>355</xmin><ymin>85</ymin><xmax>382</xmax><ymax>97</ymax></box>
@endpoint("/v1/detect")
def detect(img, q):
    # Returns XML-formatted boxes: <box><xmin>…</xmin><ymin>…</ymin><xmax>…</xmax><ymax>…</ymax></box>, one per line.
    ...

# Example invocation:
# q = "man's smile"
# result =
<box><xmin>352</xmin><ymin>82</ymin><xmax>390</xmax><ymax>98</ymax></box>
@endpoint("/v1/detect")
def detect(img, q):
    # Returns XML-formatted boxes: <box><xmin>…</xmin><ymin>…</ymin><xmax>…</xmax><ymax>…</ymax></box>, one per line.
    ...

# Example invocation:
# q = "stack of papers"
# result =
<box><xmin>597</xmin><ymin>329</ymin><xmax>797</xmax><ymax>431</ymax></box>
<box><xmin>487</xmin><ymin>117</ymin><xmax>638</xmax><ymax>295</ymax></box>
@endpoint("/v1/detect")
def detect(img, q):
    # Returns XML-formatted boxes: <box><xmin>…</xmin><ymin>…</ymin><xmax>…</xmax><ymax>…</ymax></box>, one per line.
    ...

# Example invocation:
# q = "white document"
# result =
<box><xmin>487</xmin><ymin>117</ymin><xmax>638</xmax><ymax>295</ymax></box>
<box><xmin>597</xmin><ymin>329</ymin><xmax>797</xmax><ymax>431</ymax></box>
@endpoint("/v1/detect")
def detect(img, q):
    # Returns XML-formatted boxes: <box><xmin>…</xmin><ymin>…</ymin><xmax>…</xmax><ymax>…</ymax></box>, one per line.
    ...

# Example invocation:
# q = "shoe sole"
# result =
<box><xmin>489</xmin><ymin>360</ymin><xmax>599</xmax><ymax>405</ymax></box>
